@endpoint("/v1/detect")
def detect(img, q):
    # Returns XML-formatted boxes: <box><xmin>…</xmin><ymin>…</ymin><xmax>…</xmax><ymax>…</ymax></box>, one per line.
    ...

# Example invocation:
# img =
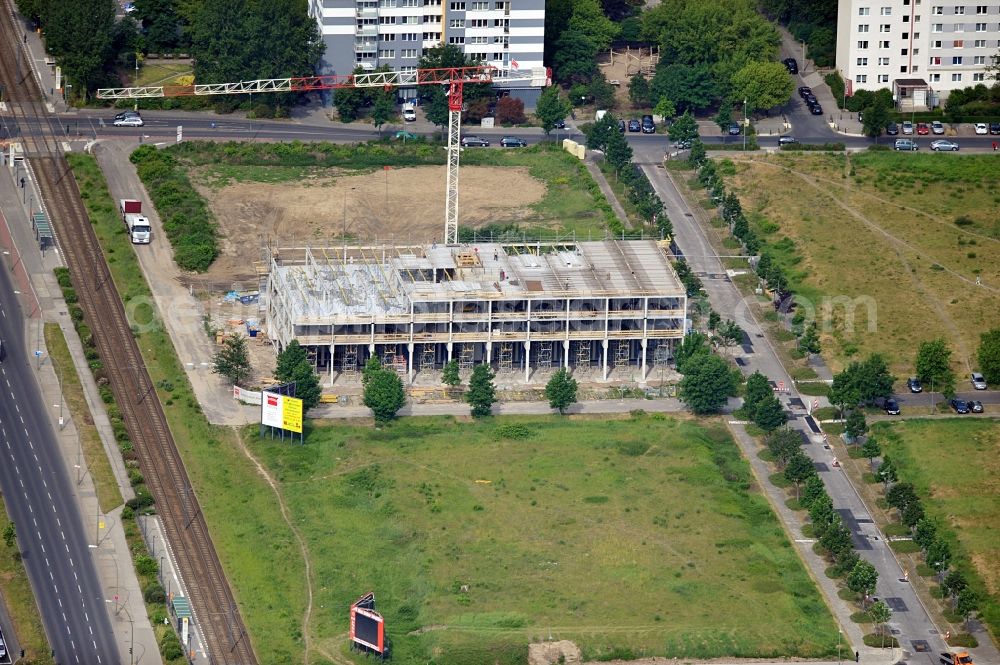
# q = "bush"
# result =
<box><xmin>54</xmin><ymin>267</ymin><xmax>72</xmax><ymax>288</ymax></box>
<box><xmin>143</xmin><ymin>582</ymin><xmax>166</xmax><ymax>604</ymax></box>
<box><xmin>126</xmin><ymin>493</ymin><xmax>156</xmax><ymax>511</ymax></box>
<box><xmin>494</xmin><ymin>423</ymin><xmax>534</xmax><ymax>440</ymax></box>
<box><xmin>134</xmin><ymin>554</ymin><xmax>159</xmax><ymax>577</ymax></box>
<box><xmin>495</xmin><ymin>97</ymin><xmax>526</xmax><ymax>125</ymax></box>
<box><xmin>160</xmin><ymin>630</ymin><xmax>184</xmax><ymax>660</ymax></box>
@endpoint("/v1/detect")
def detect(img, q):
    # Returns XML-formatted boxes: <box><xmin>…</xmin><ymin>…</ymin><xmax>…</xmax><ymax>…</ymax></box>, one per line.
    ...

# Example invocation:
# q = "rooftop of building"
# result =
<box><xmin>269</xmin><ymin>240</ymin><xmax>685</xmax><ymax>321</ymax></box>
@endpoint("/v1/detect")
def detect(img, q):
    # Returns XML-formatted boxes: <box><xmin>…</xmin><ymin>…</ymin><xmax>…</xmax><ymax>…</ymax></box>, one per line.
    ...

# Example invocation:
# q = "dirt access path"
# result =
<box><xmin>194</xmin><ymin>165</ymin><xmax>546</xmax><ymax>283</ymax></box>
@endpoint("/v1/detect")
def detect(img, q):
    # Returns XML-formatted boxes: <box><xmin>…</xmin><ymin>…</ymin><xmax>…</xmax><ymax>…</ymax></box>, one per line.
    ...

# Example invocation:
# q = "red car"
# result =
<box><xmin>916</xmin><ymin>122</ymin><xmax>930</xmax><ymax>135</ymax></box>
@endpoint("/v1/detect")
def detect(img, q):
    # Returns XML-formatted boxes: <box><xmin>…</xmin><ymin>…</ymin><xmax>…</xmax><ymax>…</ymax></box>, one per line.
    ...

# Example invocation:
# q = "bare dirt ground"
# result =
<box><xmin>193</xmin><ymin>165</ymin><xmax>546</xmax><ymax>283</ymax></box>
<box><xmin>597</xmin><ymin>47</ymin><xmax>658</xmax><ymax>112</ymax></box>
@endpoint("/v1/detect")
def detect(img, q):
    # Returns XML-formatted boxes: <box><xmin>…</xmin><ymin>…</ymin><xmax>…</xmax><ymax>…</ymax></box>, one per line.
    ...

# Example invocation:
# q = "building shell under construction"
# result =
<box><xmin>265</xmin><ymin>239</ymin><xmax>688</xmax><ymax>385</ymax></box>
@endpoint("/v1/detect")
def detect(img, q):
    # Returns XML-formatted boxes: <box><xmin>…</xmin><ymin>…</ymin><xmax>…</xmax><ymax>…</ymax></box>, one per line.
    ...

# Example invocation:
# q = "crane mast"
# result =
<box><xmin>97</xmin><ymin>66</ymin><xmax>551</xmax><ymax>246</ymax></box>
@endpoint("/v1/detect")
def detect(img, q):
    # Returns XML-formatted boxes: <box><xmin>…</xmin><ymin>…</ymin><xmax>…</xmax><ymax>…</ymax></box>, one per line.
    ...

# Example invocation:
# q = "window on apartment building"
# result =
<box><xmin>858</xmin><ymin>23</ymin><xmax>870</xmax><ymax>31</ymax></box>
<box><xmin>470</xmin><ymin>18</ymin><xmax>488</xmax><ymax>26</ymax></box>
<box><xmin>423</xmin><ymin>14</ymin><xmax>440</xmax><ymax>21</ymax></box>
<box><xmin>903</xmin><ymin>31</ymin><xmax>910</xmax><ymax>37</ymax></box>
<box><xmin>494</xmin><ymin>1</ymin><xmax>507</xmax><ymax>9</ymax></box>
<box><xmin>932</xmin><ymin>23</ymin><xmax>942</xmax><ymax>31</ymax></box>
<box><xmin>858</xmin><ymin>57</ymin><xmax>869</xmax><ymax>65</ymax></box>
<box><xmin>974</xmin><ymin>54</ymin><xmax>986</xmax><ymax>63</ymax></box>
<box><xmin>494</xmin><ymin>36</ymin><xmax>509</xmax><ymax>45</ymax></box>
<box><xmin>859</xmin><ymin>6</ymin><xmax>871</xmax><ymax>14</ymax></box>
<box><xmin>448</xmin><ymin>36</ymin><xmax>464</xmax><ymax>43</ymax></box>
<box><xmin>378</xmin><ymin>49</ymin><xmax>395</xmax><ymax>58</ymax></box>
<box><xmin>903</xmin><ymin>14</ymin><xmax>910</xmax><ymax>22</ymax></box>
<box><xmin>378</xmin><ymin>16</ymin><xmax>396</xmax><ymax>24</ymax></box>
<box><xmin>880</xmin><ymin>40</ymin><xmax>891</xmax><ymax>47</ymax></box>
<box><xmin>471</xmin><ymin>1</ymin><xmax>489</xmax><ymax>9</ymax></box>
<box><xmin>856</xmin><ymin>74</ymin><xmax>868</xmax><ymax>82</ymax></box>
<box><xmin>402</xmin><ymin>48</ymin><xmax>418</xmax><ymax>58</ymax></box>
<box><xmin>881</xmin><ymin>24</ymin><xmax>891</xmax><ymax>31</ymax></box>
<box><xmin>399</xmin><ymin>66</ymin><xmax>417</xmax><ymax>74</ymax></box>
<box><xmin>954</xmin><ymin>39</ymin><xmax>964</xmax><ymax>47</ymax></box>
<box><xmin>976</xmin><ymin>4</ymin><xmax>987</xmax><ymax>12</ymax></box>
<box><xmin>974</xmin><ymin>39</ymin><xmax>986</xmax><ymax>46</ymax></box>
<box><xmin>930</xmin><ymin>72</ymin><xmax>941</xmax><ymax>80</ymax></box>
<box><xmin>914</xmin><ymin>15</ymin><xmax>920</xmax><ymax>21</ymax></box>
<box><xmin>494</xmin><ymin>18</ymin><xmax>508</xmax><ymax>27</ymax></box>
<box><xmin>450</xmin><ymin>2</ymin><xmax>465</xmax><ymax>9</ymax></box>
<box><xmin>858</xmin><ymin>40</ymin><xmax>870</xmax><ymax>48</ymax></box>
<box><xmin>954</xmin><ymin>22</ymin><xmax>964</xmax><ymax>31</ymax></box>
<box><xmin>424</xmin><ymin>0</ymin><xmax>441</xmax><ymax>5</ymax></box>
<box><xmin>975</xmin><ymin>22</ymin><xmax>987</xmax><ymax>30</ymax></box>
<box><xmin>381</xmin><ymin>34</ymin><xmax>395</xmax><ymax>41</ymax></box>
<box><xmin>973</xmin><ymin>72</ymin><xmax>985</xmax><ymax>80</ymax></box>
<box><xmin>879</xmin><ymin>74</ymin><xmax>890</xmax><ymax>81</ymax></box>
<box><xmin>912</xmin><ymin>64</ymin><xmax>919</xmax><ymax>71</ymax></box>
<box><xmin>400</xmin><ymin>0</ymin><xmax>419</xmax><ymax>5</ymax></box>
<box><xmin>900</xmin><ymin>64</ymin><xmax>908</xmax><ymax>71</ymax></box>
<box><xmin>879</xmin><ymin>56</ymin><xmax>890</xmax><ymax>64</ymax></box>
<box><xmin>952</xmin><ymin>73</ymin><xmax>963</xmax><ymax>80</ymax></box>
<box><xmin>379</xmin><ymin>0</ymin><xmax>396</xmax><ymax>7</ymax></box>
<box><xmin>932</xmin><ymin>39</ymin><xmax>942</xmax><ymax>46</ymax></box>
<box><xmin>954</xmin><ymin>5</ymin><xmax>964</xmax><ymax>13</ymax></box>
<box><xmin>914</xmin><ymin>48</ymin><xmax>920</xmax><ymax>53</ymax></box>
<box><xmin>881</xmin><ymin>6</ymin><xmax>892</xmax><ymax>14</ymax></box>
<box><xmin>931</xmin><ymin>5</ymin><xmax>942</xmax><ymax>13</ymax></box>
<box><xmin>450</xmin><ymin>19</ymin><xmax>465</xmax><ymax>27</ymax></box>
<box><xmin>902</xmin><ymin>48</ymin><xmax>908</xmax><ymax>54</ymax></box>
<box><xmin>469</xmin><ymin>36</ymin><xmax>487</xmax><ymax>43</ymax></box>
<box><xmin>491</xmin><ymin>52</ymin><xmax>503</xmax><ymax>60</ymax></box>
<box><xmin>952</xmin><ymin>55</ymin><xmax>963</xmax><ymax>63</ymax></box>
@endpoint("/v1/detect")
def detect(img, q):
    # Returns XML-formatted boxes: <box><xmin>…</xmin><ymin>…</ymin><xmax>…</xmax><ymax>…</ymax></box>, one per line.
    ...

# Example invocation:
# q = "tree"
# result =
<box><xmin>134</xmin><ymin>0</ymin><xmax>182</xmax><ymax>52</ymax></box>
<box><xmin>566</xmin><ymin>0</ymin><xmax>619</xmax><ymax>51</ymax></box>
<box><xmin>926</xmin><ymin>537</ymin><xmax>952</xmax><ymax>573</ymax></box>
<box><xmin>273</xmin><ymin>340</ymin><xmax>305</xmax><ymax>380</ymax></box>
<box><xmin>716</xmin><ymin>320</ymin><xmax>744</xmax><ymax>354</ymax></box>
<box><xmin>819</xmin><ymin>517</ymin><xmax>854</xmax><ymax>560</ymax></box>
<box><xmin>586</xmin><ymin>112</ymin><xmax>619</xmax><ymax>152</ymax></box>
<box><xmin>361</xmin><ymin>355</ymin><xmax>383</xmax><ymax>387</ymax></box>
<box><xmin>754</xmin><ymin>395</ymin><xmax>787</xmax><ymax>432</ymax></box>
<box><xmin>766</xmin><ymin>427</ymin><xmax>801</xmax><ymax>467</ymax></box>
<box><xmin>742</xmin><ymin>370</ymin><xmax>773</xmax><ymax>419</ymax></box>
<box><xmin>941</xmin><ymin>570</ymin><xmax>967</xmax><ymax>600</ymax></box>
<box><xmin>714</xmin><ymin>102</ymin><xmax>733</xmax><ymax>132</ymax></box>
<box><xmin>545</xmin><ymin>369</ymin><xmax>578</xmax><ymax>414</ymax></box>
<box><xmin>668</xmin><ymin>111</ymin><xmax>699</xmax><ymax>143</ymax></box>
<box><xmin>784</xmin><ymin>450</ymin><xmax>816</xmax><ymax>499</ymax></box>
<box><xmin>43</xmin><ymin>0</ymin><xmax>117</xmax><ymax>98</ymax></box>
<box><xmin>977</xmin><ymin>326</ymin><xmax>1000</xmax><ymax>384</ymax></box>
<box><xmin>913</xmin><ymin>518</ymin><xmax>937</xmax><ymax>549</ymax></box>
<box><xmin>371</xmin><ymin>92</ymin><xmax>395</xmax><ymax>135</ymax></box>
<box><xmin>212</xmin><ymin>334</ymin><xmax>253</xmax><ymax>387</ymax></box>
<box><xmin>861</xmin><ymin>437</ymin><xmax>881</xmax><ymax>470</ymax></box>
<box><xmin>466</xmin><ymin>364</ymin><xmax>497</xmax><ymax>418</ymax></box>
<box><xmin>674</xmin><ymin>331</ymin><xmax>710</xmax><ymax>373</ymax></box>
<box><xmin>867</xmin><ymin>600</ymin><xmax>892</xmax><ymax>642</ymax></box>
<box><xmin>886</xmin><ymin>481</ymin><xmax>918</xmax><ymax>513</ymax></box>
<box><xmin>862</xmin><ymin>95</ymin><xmax>892</xmax><ymax>138</ymax></box>
<box><xmin>363</xmin><ymin>369</ymin><xmax>406</xmax><ymax>423</ymax></box>
<box><xmin>678</xmin><ymin>353</ymin><xmax>737</xmax><ymax>415</ymax></box>
<box><xmin>877</xmin><ymin>455</ymin><xmax>897</xmax><ymax>488</ymax></box>
<box><xmin>496</xmin><ymin>96</ymin><xmax>526</xmax><ymax>125</ymax></box>
<box><xmin>901</xmin><ymin>500</ymin><xmax>925</xmax><ymax>529</ymax></box>
<box><xmin>442</xmin><ymin>360</ymin><xmax>461</xmax><ymax>389</ymax></box>
<box><xmin>604</xmin><ymin>130</ymin><xmax>634</xmax><ymax>175</ymax></box>
<box><xmin>809</xmin><ymin>493</ymin><xmax>836</xmax><ymax>534</ymax></box>
<box><xmin>587</xmin><ymin>74</ymin><xmax>617</xmax><ymax>110</ymax></box>
<box><xmin>708</xmin><ymin>310</ymin><xmax>722</xmax><ymax>331</ymax></box>
<box><xmin>535</xmin><ymin>86</ymin><xmax>572</xmax><ymax>135</ymax></box>
<box><xmin>801</xmin><ymin>475</ymin><xmax>827</xmax><ymax>509</ymax></box>
<box><xmin>628</xmin><ymin>73</ymin><xmax>651</xmax><ymax>108</ymax></box>
<box><xmin>847</xmin><ymin>559</ymin><xmax>879</xmax><ymax>602</ymax></box>
<box><xmin>799</xmin><ymin>322</ymin><xmax>821</xmax><ymax>355</ymax></box>
<box><xmin>553</xmin><ymin>28</ymin><xmax>599</xmax><ymax>83</ymax></box>
<box><xmin>730</xmin><ymin>60</ymin><xmax>794</xmax><ymax>113</ymax></box>
<box><xmin>916</xmin><ymin>338</ymin><xmax>955</xmax><ymax>397</ymax></box>
<box><xmin>844</xmin><ymin>409</ymin><xmax>868</xmax><ymax>442</ymax></box>
<box><xmin>653</xmin><ymin>96</ymin><xmax>676</xmax><ymax>121</ymax></box>
<box><xmin>334</xmin><ymin>74</ymin><xmax>367</xmax><ymax>123</ymax></box>
<box><xmin>956</xmin><ymin>587</ymin><xmax>980</xmax><ymax>628</ymax></box>
<box><xmin>286</xmin><ymin>358</ymin><xmax>321</xmax><ymax>412</ymax></box>
<box><xmin>2</xmin><ymin>523</ymin><xmax>15</xmax><ymax>549</ymax></box>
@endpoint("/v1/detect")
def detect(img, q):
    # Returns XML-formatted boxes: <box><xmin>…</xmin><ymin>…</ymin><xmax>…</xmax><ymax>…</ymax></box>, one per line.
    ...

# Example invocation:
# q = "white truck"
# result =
<box><xmin>119</xmin><ymin>199</ymin><xmax>151</xmax><ymax>244</ymax></box>
<box><xmin>402</xmin><ymin>102</ymin><xmax>417</xmax><ymax>121</ymax></box>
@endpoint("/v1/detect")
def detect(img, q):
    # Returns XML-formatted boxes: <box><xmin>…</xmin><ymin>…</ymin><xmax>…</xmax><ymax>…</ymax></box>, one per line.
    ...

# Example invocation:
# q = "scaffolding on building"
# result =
<box><xmin>615</xmin><ymin>341</ymin><xmax>630</xmax><ymax>368</ymax></box>
<box><xmin>653</xmin><ymin>344</ymin><xmax>671</xmax><ymax>367</ymax></box>
<box><xmin>342</xmin><ymin>345</ymin><xmax>359</xmax><ymax>377</ymax></box>
<box><xmin>576</xmin><ymin>342</ymin><xmax>592</xmax><ymax>370</ymax></box>
<box><xmin>420</xmin><ymin>344</ymin><xmax>436</xmax><ymax>371</ymax></box>
<box><xmin>537</xmin><ymin>342</ymin><xmax>553</xmax><ymax>370</ymax></box>
<box><xmin>458</xmin><ymin>344</ymin><xmax>475</xmax><ymax>370</ymax></box>
<box><xmin>498</xmin><ymin>342</ymin><xmax>514</xmax><ymax>374</ymax></box>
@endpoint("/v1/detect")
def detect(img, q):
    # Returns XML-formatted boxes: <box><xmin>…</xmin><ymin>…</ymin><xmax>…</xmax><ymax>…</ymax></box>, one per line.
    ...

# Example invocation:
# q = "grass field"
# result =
<box><xmin>871</xmin><ymin>418</ymin><xmax>1000</xmax><ymax>636</ymax></box>
<box><xmin>724</xmin><ymin>152</ymin><xmax>1000</xmax><ymax>375</ymax></box>
<box><xmin>133</xmin><ymin>62</ymin><xmax>192</xmax><ymax>88</ymax></box>
<box><xmin>248</xmin><ymin>414</ymin><xmax>839</xmax><ymax>664</ymax></box>
<box><xmin>43</xmin><ymin>323</ymin><xmax>123</xmax><ymax>513</ymax></box>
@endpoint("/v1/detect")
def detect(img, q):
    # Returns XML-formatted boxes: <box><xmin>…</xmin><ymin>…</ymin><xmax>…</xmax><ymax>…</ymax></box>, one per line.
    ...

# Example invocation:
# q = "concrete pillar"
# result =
<box><xmin>640</xmin><ymin>339</ymin><xmax>648</xmax><ymax>382</ymax></box>
<box><xmin>601</xmin><ymin>339</ymin><xmax>609</xmax><ymax>382</ymax></box>
<box><xmin>446</xmin><ymin>341</ymin><xmax>453</xmax><ymax>362</ymax></box>
<box><xmin>486</xmin><ymin>341</ymin><xmax>492</xmax><ymax>365</ymax></box>
<box><xmin>329</xmin><ymin>343</ymin><xmax>335</xmax><ymax>387</ymax></box>
<box><xmin>524</xmin><ymin>340</ymin><xmax>531</xmax><ymax>384</ymax></box>
<box><xmin>563</xmin><ymin>340</ymin><xmax>570</xmax><ymax>371</ymax></box>
<box><xmin>407</xmin><ymin>342</ymin><xmax>414</xmax><ymax>384</ymax></box>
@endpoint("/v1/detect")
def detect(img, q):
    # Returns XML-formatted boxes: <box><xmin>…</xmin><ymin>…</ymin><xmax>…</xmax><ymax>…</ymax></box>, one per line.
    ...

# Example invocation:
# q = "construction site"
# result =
<box><xmin>264</xmin><ymin>239</ymin><xmax>688</xmax><ymax>386</ymax></box>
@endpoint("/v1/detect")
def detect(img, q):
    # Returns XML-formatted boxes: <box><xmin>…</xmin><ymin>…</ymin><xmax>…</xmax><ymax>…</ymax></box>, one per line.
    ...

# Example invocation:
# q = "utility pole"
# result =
<box><xmin>743</xmin><ymin>99</ymin><xmax>748</xmax><ymax>151</ymax></box>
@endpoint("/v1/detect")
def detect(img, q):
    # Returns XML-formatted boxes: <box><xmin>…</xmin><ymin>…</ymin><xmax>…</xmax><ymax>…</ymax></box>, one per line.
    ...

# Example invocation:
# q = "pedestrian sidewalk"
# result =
<box><xmin>10</xmin><ymin>9</ymin><xmax>66</xmax><ymax>112</ymax></box>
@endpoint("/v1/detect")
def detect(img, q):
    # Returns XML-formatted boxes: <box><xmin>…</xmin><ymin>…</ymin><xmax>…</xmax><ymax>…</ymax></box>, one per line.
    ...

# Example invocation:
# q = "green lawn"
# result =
<box><xmin>872</xmin><ymin>418</ymin><xmax>1000</xmax><ymax>636</ymax></box>
<box><xmin>249</xmin><ymin>414</ymin><xmax>839</xmax><ymax>664</ymax></box>
<box><xmin>725</xmin><ymin>152</ymin><xmax>1000</xmax><ymax>375</ymax></box>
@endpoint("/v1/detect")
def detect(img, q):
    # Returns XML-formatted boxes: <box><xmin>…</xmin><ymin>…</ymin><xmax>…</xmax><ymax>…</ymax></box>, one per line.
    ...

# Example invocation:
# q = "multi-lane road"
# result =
<box><xmin>0</xmin><ymin>264</ymin><xmax>118</xmax><ymax>663</ymax></box>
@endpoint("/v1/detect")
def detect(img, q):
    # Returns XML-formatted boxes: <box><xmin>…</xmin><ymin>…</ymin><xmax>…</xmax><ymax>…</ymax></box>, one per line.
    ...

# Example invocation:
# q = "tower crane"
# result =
<box><xmin>96</xmin><ymin>65</ymin><xmax>551</xmax><ymax>245</ymax></box>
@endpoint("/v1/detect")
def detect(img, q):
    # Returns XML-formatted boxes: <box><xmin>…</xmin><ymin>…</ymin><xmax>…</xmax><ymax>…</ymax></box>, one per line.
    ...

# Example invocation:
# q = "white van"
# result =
<box><xmin>402</xmin><ymin>102</ymin><xmax>416</xmax><ymax>122</ymax></box>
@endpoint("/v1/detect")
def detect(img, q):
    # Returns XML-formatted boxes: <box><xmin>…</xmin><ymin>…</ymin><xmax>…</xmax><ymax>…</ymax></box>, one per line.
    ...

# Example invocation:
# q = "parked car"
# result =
<box><xmin>974</xmin><ymin>122</ymin><xmax>989</xmax><ymax>134</ymax></box>
<box><xmin>902</xmin><ymin>120</ymin><xmax>914</xmax><ymax>134</ymax></box>
<box><xmin>778</xmin><ymin>135</ymin><xmax>798</xmax><ymax>145</ymax></box>
<box><xmin>641</xmin><ymin>114</ymin><xmax>655</xmax><ymax>133</ymax></box>
<box><xmin>783</xmin><ymin>58</ymin><xmax>798</xmax><ymax>74</ymax></box>
<box><xmin>500</xmin><ymin>136</ymin><xmax>526</xmax><ymax>147</ymax></box>
<box><xmin>728</xmin><ymin>122</ymin><xmax>742</xmax><ymax>135</ymax></box>
<box><xmin>969</xmin><ymin>400</ymin><xmax>984</xmax><ymax>413</ymax></box>
<box><xmin>884</xmin><ymin>398</ymin><xmax>901</xmax><ymax>415</ymax></box>
<box><xmin>931</xmin><ymin>120</ymin><xmax>945</xmax><ymax>134</ymax></box>
<box><xmin>950</xmin><ymin>398</ymin><xmax>970</xmax><ymax>414</ymax></box>
<box><xmin>674</xmin><ymin>139</ymin><xmax>693</xmax><ymax>150</ymax></box>
<box><xmin>917</xmin><ymin>122</ymin><xmax>930</xmax><ymax>135</ymax></box>
<box><xmin>798</xmin><ymin>86</ymin><xmax>812</xmax><ymax>98</ymax></box>
<box><xmin>553</xmin><ymin>119</ymin><xmax>566</xmax><ymax>129</ymax></box>
<box><xmin>971</xmin><ymin>372</ymin><xmax>988</xmax><ymax>390</ymax></box>
<box><xmin>810</xmin><ymin>104</ymin><xmax>824</xmax><ymax>115</ymax></box>
<box><xmin>618</xmin><ymin>119</ymin><xmax>626</xmax><ymax>133</ymax></box>
<box><xmin>113</xmin><ymin>116</ymin><xmax>144</xmax><ymax>127</ymax></box>
<box><xmin>907</xmin><ymin>377</ymin><xmax>922</xmax><ymax>393</ymax></box>
<box><xmin>990</xmin><ymin>122</ymin><xmax>1000</xmax><ymax>135</ymax></box>
<box><xmin>886</xmin><ymin>122</ymin><xmax>899</xmax><ymax>135</ymax></box>
<box><xmin>894</xmin><ymin>138</ymin><xmax>918</xmax><ymax>151</ymax></box>
<box><xmin>460</xmin><ymin>135</ymin><xmax>489</xmax><ymax>147</ymax></box>
<box><xmin>627</xmin><ymin>119</ymin><xmax>641</xmax><ymax>132</ymax></box>
<box><xmin>930</xmin><ymin>139</ymin><xmax>959</xmax><ymax>151</ymax></box>
<box><xmin>394</xmin><ymin>130</ymin><xmax>416</xmax><ymax>141</ymax></box>
<box><xmin>804</xmin><ymin>94</ymin><xmax>818</xmax><ymax>105</ymax></box>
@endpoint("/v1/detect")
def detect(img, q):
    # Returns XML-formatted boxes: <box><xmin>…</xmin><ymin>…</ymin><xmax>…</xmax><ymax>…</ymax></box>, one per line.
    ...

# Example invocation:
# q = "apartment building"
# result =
<box><xmin>307</xmin><ymin>0</ymin><xmax>545</xmax><ymax>107</ymax></box>
<box><xmin>836</xmin><ymin>1</ymin><xmax>1000</xmax><ymax>106</ymax></box>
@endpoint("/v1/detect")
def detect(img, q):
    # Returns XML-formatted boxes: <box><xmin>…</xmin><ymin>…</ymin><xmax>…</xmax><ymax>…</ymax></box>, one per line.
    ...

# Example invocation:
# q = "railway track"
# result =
<box><xmin>0</xmin><ymin>6</ymin><xmax>258</xmax><ymax>665</ymax></box>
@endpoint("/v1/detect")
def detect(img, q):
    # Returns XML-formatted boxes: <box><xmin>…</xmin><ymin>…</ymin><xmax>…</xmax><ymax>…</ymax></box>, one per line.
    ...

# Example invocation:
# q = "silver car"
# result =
<box><xmin>902</xmin><ymin>120</ymin><xmax>914</xmax><ymax>135</ymax></box>
<box><xmin>971</xmin><ymin>372</ymin><xmax>988</xmax><ymax>390</ymax></box>
<box><xmin>930</xmin><ymin>139</ymin><xmax>959</xmax><ymax>151</ymax></box>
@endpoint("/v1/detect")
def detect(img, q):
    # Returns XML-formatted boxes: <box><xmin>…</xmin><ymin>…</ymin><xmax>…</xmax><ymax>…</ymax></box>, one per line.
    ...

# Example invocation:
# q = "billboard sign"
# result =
<box><xmin>282</xmin><ymin>396</ymin><xmax>303</xmax><ymax>433</ymax></box>
<box><xmin>261</xmin><ymin>391</ymin><xmax>304</xmax><ymax>434</ymax></box>
<box><xmin>261</xmin><ymin>391</ymin><xmax>283</xmax><ymax>428</ymax></box>
<box><xmin>349</xmin><ymin>592</ymin><xmax>385</xmax><ymax>654</ymax></box>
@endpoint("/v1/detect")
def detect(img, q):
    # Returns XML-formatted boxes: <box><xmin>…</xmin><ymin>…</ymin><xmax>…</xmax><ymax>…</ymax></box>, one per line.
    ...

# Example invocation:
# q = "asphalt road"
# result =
<box><xmin>0</xmin><ymin>269</ymin><xmax>118</xmax><ymax>664</ymax></box>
